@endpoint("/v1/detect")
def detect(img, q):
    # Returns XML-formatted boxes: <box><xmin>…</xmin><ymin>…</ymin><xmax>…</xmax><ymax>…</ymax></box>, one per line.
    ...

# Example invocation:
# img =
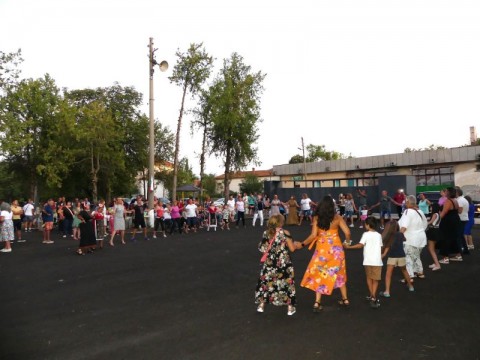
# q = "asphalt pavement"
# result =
<box><xmin>1</xmin><ymin>220</ymin><xmax>479</xmax><ymax>360</ymax></box>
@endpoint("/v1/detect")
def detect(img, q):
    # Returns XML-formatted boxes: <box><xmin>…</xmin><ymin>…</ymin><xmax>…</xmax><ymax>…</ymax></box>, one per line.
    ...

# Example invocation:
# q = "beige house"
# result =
<box><xmin>215</xmin><ymin>168</ymin><xmax>277</xmax><ymax>194</ymax></box>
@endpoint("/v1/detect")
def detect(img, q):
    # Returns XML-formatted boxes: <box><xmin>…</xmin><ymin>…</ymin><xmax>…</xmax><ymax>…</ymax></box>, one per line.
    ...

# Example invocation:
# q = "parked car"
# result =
<box><xmin>213</xmin><ymin>198</ymin><xmax>225</xmax><ymax>207</ymax></box>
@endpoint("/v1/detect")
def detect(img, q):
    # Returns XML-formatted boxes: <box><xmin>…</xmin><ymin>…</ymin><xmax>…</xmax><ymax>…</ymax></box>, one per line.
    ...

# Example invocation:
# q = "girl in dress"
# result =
<box><xmin>72</xmin><ymin>208</ymin><xmax>81</xmax><ymax>240</ymax></box>
<box><xmin>255</xmin><ymin>214</ymin><xmax>297</xmax><ymax>316</ymax></box>
<box><xmin>0</xmin><ymin>204</ymin><xmax>14</xmax><ymax>253</ymax></box>
<box><xmin>109</xmin><ymin>198</ymin><xmax>126</xmax><ymax>246</ymax></box>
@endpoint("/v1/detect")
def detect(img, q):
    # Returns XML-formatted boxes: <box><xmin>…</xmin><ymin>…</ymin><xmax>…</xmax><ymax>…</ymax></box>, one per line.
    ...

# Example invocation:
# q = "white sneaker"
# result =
<box><xmin>163</xmin><ymin>234</ymin><xmax>167</xmax><ymax>238</ymax></box>
<box><xmin>257</xmin><ymin>303</ymin><xmax>264</xmax><ymax>313</ymax></box>
<box><xmin>152</xmin><ymin>235</ymin><xmax>157</xmax><ymax>239</ymax></box>
<box><xmin>287</xmin><ymin>306</ymin><xmax>296</xmax><ymax>316</ymax></box>
<box><xmin>349</xmin><ymin>224</ymin><xmax>354</xmax><ymax>228</ymax></box>
<box><xmin>0</xmin><ymin>248</ymin><xmax>12</xmax><ymax>253</ymax></box>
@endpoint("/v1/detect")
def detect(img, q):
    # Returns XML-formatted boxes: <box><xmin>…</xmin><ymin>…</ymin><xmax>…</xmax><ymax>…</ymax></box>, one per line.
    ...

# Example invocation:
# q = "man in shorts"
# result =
<box><xmin>298</xmin><ymin>193</ymin><xmax>314</xmax><ymax>226</ymax></box>
<box><xmin>23</xmin><ymin>199</ymin><xmax>35</xmax><ymax>232</ymax></box>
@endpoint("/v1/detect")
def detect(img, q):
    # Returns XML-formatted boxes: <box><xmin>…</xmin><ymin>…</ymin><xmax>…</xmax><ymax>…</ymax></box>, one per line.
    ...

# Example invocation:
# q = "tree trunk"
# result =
<box><xmin>172</xmin><ymin>83</ymin><xmax>188</xmax><ymax>201</ymax></box>
<box><xmin>223</xmin><ymin>147</ymin><xmax>231</xmax><ymax>199</ymax></box>
<box><xmin>91</xmin><ymin>146</ymin><xmax>99</xmax><ymax>203</ymax></box>
<box><xmin>199</xmin><ymin>123</ymin><xmax>207</xmax><ymax>201</ymax></box>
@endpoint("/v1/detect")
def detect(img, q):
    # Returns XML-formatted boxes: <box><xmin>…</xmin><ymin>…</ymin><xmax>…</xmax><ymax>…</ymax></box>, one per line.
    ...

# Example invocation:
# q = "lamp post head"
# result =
<box><xmin>159</xmin><ymin>61</ymin><xmax>169</xmax><ymax>72</ymax></box>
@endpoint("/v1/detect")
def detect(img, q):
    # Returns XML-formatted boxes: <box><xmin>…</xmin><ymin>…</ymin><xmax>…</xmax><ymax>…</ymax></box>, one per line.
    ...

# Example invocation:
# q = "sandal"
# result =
<box><xmin>338</xmin><ymin>298</ymin><xmax>350</xmax><ymax>306</ymax></box>
<box><xmin>313</xmin><ymin>301</ymin><xmax>323</xmax><ymax>312</ymax></box>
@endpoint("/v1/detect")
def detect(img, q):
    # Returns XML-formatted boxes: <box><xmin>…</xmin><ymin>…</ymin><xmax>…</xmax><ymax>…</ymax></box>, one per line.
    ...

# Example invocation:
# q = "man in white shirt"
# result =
<box><xmin>456</xmin><ymin>187</ymin><xmax>470</xmax><ymax>255</ymax></box>
<box><xmin>185</xmin><ymin>199</ymin><xmax>198</xmax><ymax>233</ymax></box>
<box><xmin>298</xmin><ymin>193</ymin><xmax>314</xmax><ymax>225</ymax></box>
<box><xmin>22</xmin><ymin>199</ymin><xmax>35</xmax><ymax>232</ymax></box>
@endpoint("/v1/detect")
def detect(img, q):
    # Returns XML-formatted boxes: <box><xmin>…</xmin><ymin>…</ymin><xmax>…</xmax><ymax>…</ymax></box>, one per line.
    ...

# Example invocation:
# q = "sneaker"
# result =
<box><xmin>17</xmin><ymin>239</ymin><xmax>26</xmax><ymax>243</ymax></box>
<box><xmin>152</xmin><ymin>234</ymin><xmax>157</xmax><ymax>239</ymax></box>
<box><xmin>467</xmin><ymin>245</ymin><xmax>474</xmax><ymax>250</ymax></box>
<box><xmin>163</xmin><ymin>234</ymin><xmax>167</xmax><ymax>238</ymax></box>
<box><xmin>287</xmin><ymin>306</ymin><xmax>296</xmax><ymax>316</ymax></box>
<box><xmin>257</xmin><ymin>303</ymin><xmax>265</xmax><ymax>313</ymax></box>
<box><xmin>408</xmin><ymin>286</ymin><xmax>415</xmax><ymax>292</ymax></box>
<box><xmin>0</xmin><ymin>248</ymin><xmax>12</xmax><ymax>253</ymax></box>
<box><xmin>439</xmin><ymin>258</ymin><xmax>449</xmax><ymax>264</ymax></box>
<box><xmin>44</xmin><ymin>240</ymin><xmax>54</xmax><ymax>244</ymax></box>
<box><xmin>359</xmin><ymin>225</ymin><xmax>363</xmax><ymax>228</ymax></box>
<box><xmin>63</xmin><ymin>235</ymin><xmax>67</xmax><ymax>238</ymax></box>
<box><xmin>349</xmin><ymin>224</ymin><xmax>354</xmax><ymax>228</ymax></box>
<box><xmin>449</xmin><ymin>255</ymin><xmax>463</xmax><ymax>262</ymax></box>
<box><xmin>370</xmin><ymin>299</ymin><xmax>380</xmax><ymax>309</ymax></box>
<box><xmin>379</xmin><ymin>291</ymin><xmax>390</xmax><ymax>298</ymax></box>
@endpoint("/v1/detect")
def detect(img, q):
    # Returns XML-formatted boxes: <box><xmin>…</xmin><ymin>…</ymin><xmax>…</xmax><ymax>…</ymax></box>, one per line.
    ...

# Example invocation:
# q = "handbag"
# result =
<box><xmin>260</xmin><ymin>230</ymin><xmax>279</xmax><ymax>262</ymax></box>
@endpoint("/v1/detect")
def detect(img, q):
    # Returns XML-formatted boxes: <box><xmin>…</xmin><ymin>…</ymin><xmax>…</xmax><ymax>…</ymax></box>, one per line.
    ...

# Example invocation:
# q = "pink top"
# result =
<box><xmin>171</xmin><ymin>206</ymin><xmax>181</xmax><ymax>219</ymax></box>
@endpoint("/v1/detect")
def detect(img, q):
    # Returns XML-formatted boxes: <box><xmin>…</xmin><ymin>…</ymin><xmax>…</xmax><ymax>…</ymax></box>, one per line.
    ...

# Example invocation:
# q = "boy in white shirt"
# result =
<box><xmin>345</xmin><ymin>217</ymin><xmax>383</xmax><ymax>309</ymax></box>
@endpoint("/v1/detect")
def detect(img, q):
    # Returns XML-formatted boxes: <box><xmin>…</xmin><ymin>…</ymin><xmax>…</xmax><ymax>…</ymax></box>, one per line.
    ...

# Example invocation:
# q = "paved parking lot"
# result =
<box><xmin>1</xmin><ymin>222</ymin><xmax>479</xmax><ymax>360</ymax></box>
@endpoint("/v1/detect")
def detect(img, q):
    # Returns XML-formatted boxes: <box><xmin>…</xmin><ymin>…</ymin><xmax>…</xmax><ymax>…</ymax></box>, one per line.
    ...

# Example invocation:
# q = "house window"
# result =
<box><xmin>334</xmin><ymin>180</ymin><xmax>340</xmax><ymax>187</ymax></box>
<box><xmin>347</xmin><ymin>179</ymin><xmax>356</xmax><ymax>187</ymax></box>
<box><xmin>313</xmin><ymin>181</ymin><xmax>321</xmax><ymax>188</ymax></box>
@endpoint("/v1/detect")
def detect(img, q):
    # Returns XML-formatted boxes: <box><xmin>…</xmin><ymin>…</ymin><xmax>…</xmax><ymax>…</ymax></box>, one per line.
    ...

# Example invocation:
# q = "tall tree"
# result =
<box><xmin>239</xmin><ymin>173</ymin><xmax>264</xmax><ymax>195</ymax></box>
<box><xmin>75</xmin><ymin>100</ymin><xmax>123</xmax><ymax>202</ymax></box>
<box><xmin>0</xmin><ymin>75</ymin><xmax>76</xmax><ymax>200</ymax></box>
<box><xmin>205</xmin><ymin>53</ymin><xmax>266</xmax><ymax>199</ymax></box>
<box><xmin>191</xmin><ymin>89</ymin><xmax>213</xmax><ymax>199</ymax></box>
<box><xmin>169</xmin><ymin>43</ymin><xmax>213</xmax><ymax>201</ymax></box>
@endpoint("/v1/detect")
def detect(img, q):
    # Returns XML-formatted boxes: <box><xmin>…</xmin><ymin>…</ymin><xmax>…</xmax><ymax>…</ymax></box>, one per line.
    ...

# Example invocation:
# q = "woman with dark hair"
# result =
<box><xmin>438</xmin><ymin>187</ymin><xmax>461</xmax><ymax>264</ymax></box>
<box><xmin>297</xmin><ymin>195</ymin><xmax>351</xmax><ymax>311</ymax></box>
<box><xmin>76</xmin><ymin>204</ymin><xmax>97</xmax><ymax>255</ymax></box>
<box><xmin>426</xmin><ymin>203</ymin><xmax>442</xmax><ymax>271</ymax></box>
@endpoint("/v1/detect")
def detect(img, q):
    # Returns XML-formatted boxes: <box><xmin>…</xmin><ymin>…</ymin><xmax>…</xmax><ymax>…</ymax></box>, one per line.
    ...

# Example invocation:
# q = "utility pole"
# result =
<box><xmin>148</xmin><ymin>37</ymin><xmax>155</xmax><ymax>211</ymax></box>
<box><xmin>147</xmin><ymin>38</ymin><xmax>168</xmax><ymax>211</ymax></box>
<box><xmin>301</xmin><ymin>137</ymin><xmax>307</xmax><ymax>188</ymax></box>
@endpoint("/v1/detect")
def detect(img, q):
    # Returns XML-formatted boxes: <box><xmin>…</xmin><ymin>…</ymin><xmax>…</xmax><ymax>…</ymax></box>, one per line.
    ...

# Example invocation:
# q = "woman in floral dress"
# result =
<box><xmin>255</xmin><ymin>214</ymin><xmax>298</xmax><ymax>316</ymax></box>
<box><xmin>298</xmin><ymin>195</ymin><xmax>352</xmax><ymax>311</ymax></box>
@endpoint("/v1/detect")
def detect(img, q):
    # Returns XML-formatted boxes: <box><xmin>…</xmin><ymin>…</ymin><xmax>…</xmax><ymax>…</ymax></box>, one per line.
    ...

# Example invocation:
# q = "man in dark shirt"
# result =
<box><xmin>131</xmin><ymin>198</ymin><xmax>148</xmax><ymax>241</ymax></box>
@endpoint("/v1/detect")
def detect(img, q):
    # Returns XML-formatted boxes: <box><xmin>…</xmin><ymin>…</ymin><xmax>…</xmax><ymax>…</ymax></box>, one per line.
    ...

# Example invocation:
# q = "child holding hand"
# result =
<box><xmin>255</xmin><ymin>214</ymin><xmax>298</xmax><ymax>316</ymax></box>
<box><xmin>379</xmin><ymin>220</ymin><xmax>414</xmax><ymax>298</ymax></box>
<box><xmin>345</xmin><ymin>217</ymin><xmax>383</xmax><ymax>308</ymax></box>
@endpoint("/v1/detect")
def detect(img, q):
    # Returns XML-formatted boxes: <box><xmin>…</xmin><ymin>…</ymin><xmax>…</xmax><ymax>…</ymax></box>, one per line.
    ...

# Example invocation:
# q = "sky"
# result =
<box><xmin>1</xmin><ymin>0</ymin><xmax>480</xmax><ymax>176</ymax></box>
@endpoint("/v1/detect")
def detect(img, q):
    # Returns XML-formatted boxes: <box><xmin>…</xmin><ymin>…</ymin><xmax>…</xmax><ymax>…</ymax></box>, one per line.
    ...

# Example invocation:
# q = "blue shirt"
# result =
<box><xmin>43</xmin><ymin>204</ymin><xmax>54</xmax><ymax>222</ymax></box>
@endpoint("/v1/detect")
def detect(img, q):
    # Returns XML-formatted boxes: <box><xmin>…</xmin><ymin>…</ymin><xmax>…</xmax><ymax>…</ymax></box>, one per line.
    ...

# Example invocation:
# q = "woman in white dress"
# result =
<box><xmin>109</xmin><ymin>198</ymin><xmax>126</xmax><ymax>246</ymax></box>
<box><xmin>1</xmin><ymin>204</ymin><xmax>14</xmax><ymax>253</ymax></box>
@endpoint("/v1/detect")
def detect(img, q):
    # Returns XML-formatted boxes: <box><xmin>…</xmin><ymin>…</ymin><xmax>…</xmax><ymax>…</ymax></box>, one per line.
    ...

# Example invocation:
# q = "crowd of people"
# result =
<box><xmin>254</xmin><ymin>186</ymin><xmax>476</xmax><ymax>315</ymax></box>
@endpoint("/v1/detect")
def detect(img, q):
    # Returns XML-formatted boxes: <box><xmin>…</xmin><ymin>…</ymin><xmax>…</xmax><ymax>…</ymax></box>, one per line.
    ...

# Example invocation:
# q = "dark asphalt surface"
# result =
<box><xmin>1</xmin><ymin>221</ymin><xmax>479</xmax><ymax>360</ymax></box>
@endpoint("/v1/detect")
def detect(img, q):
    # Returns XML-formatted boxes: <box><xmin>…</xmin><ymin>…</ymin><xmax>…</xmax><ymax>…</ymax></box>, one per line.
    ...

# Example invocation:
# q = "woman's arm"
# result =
<box><xmin>283</xmin><ymin>229</ymin><xmax>297</xmax><ymax>252</ymax></box>
<box><xmin>381</xmin><ymin>246</ymin><xmax>390</xmax><ymax>258</ymax></box>
<box><xmin>337</xmin><ymin>214</ymin><xmax>351</xmax><ymax>243</ymax></box>
<box><xmin>300</xmin><ymin>216</ymin><xmax>318</xmax><ymax>248</ymax></box>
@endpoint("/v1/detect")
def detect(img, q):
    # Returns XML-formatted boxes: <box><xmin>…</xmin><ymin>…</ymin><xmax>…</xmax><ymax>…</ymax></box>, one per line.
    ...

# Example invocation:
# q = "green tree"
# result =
<box><xmin>404</xmin><ymin>145</ymin><xmax>446</xmax><ymax>152</ymax></box>
<box><xmin>306</xmin><ymin>144</ymin><xmax>345</xmax><ymax>162</ymax></box>
<box><xmin>75</xmin><ymin>101</ymin><xmax>123</xmax><ymax>202</ymax></box>
<box><xmin>200</xmin><ymin>173</ymin><xmax>218</xmax><ymax>198</ymax></box>
<box><xmin>0</xmin><ymin>75</ymin><xmax>76</xmax><ymax>200</ymax></box>
<box><xmin>288</xmin><ymin>154</ymin><xmax>304</xmax><ymax>164</ymax></box>
<box><xmin>239</xmin><ymin>174</ymin><xmax>263</xmax><ymax>195</ymax></box>
<box><xmin>169</xmin><ymin>43</ymin><xmax>213</xmax><ymax>201</ymax></box>
<box><xmin>158</xmin><ymin>157</ymin><xmax>197</xmax><ymax>198</ymax></box>
<box><xmin>0</xmin><ymin>49</ymin><xmax>23</xmax><ymax>91</ymax></box>
<box><xmin>205</xmin><ymin>53</ymin><xmax>266</xmax><ymax>199</ymax></box>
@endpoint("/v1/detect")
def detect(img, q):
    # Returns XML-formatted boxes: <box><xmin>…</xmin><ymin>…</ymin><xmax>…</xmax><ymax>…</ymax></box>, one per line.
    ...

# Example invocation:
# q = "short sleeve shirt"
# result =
<box><xmin>359</xmin><ymin>231</ymin><xmax>383</xmax><ymax>266</ymax></box>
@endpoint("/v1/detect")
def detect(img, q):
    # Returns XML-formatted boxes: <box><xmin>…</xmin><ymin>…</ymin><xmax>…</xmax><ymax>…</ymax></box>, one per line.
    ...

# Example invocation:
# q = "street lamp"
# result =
<box><xmin>148</xmin><ymin>37</ymin><xmax>168</xmax><ymax>211</ymax></box>
<box><xmin>298</xmin><ymin>137</ymin><xmax>307</xmax><ymax>188</ymax></box>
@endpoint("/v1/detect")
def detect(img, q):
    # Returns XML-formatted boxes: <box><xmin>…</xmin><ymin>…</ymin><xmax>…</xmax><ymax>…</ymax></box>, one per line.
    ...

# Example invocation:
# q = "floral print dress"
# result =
<box><xmin>255</xmin><ymin>228</ymin><xmax>296</xmax><ymax>306</ymax></box>
<box><xmin>300</xmin><ymin>229</ymin><xmax>347</xmax><ymax>295</ymax></box>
